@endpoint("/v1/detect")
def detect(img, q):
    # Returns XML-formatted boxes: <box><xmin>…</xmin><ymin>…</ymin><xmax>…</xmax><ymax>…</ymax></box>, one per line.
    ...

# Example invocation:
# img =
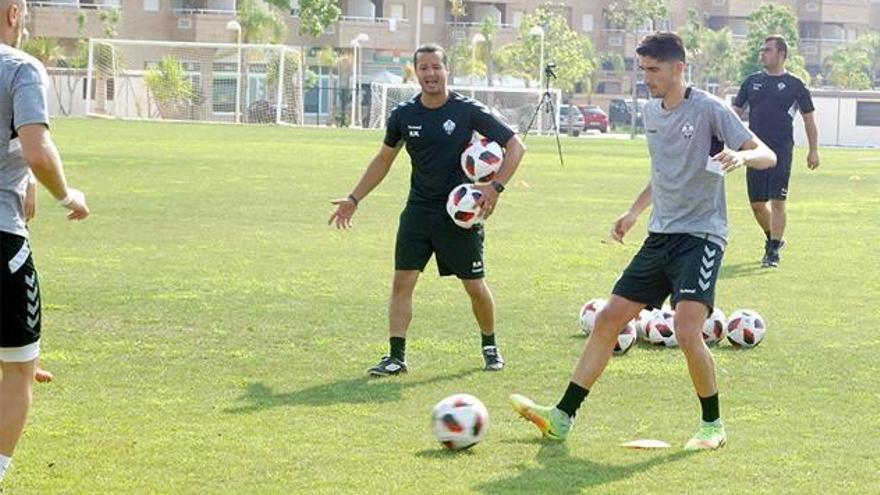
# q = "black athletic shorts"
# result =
<box><xmin>0</xmin><ymin>232</ymin><xmax>41</xmax><ymax>349</ymax></box>
<box><xmin>394</xmin><ymin>204</ymin><xmax>485</xmax><ymax>279</ymax></box>
<box><xmin>747</xmin><ymin>143</ymin><xmax>792</xmax><ymax>202</ymax></box>
<box><xmin>612</xmin><ymin>233</ymin><xmax>724</xmax><ymax>312</ymax></box>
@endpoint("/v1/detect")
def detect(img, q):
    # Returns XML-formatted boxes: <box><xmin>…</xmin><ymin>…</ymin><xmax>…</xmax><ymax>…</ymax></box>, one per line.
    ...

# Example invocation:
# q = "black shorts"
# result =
<box><xmin>612</xmin><ymin>233</ymin><xmax>724</xmax><ymax>312</ymax></box>
<box><xmin>1</xmin><ymin>232</ymin><xmax>42</xmax><ymax>349</ymax></box>
<box><xmin>747</xmin><ymin>143</ymin><xmax>792</xmax><ymax>202</ymax></box>
<box><xmin>395</xmin><ymin>205</ymin><xmax>485</xmax><ymax>279</ymax></box>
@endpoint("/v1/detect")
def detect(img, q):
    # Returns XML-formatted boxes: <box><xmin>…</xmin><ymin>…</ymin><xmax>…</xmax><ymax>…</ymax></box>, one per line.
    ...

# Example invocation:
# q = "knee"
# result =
<box><xmin>391</xmin><ymin>278</ymin><xmax>417</xmax><ymax>297</ymax></box>
<box><xmin>462</xmin><ymin>280</ymin><xmax>490</xmax><ymax>299</ymax></box>
<box><xmin>1</xmin><ymin>361</ymin><xmax>36</xmax><ymax>383</ymax></box>
<box><xmin>675</xmin><ymin>327</ymin><xmax>705</xmax><ymax>353</ymax></box>
<box><xmin>750</xmin><ymin>202</ymin><xmax>767</xmax><ymax>213</ymax></box>
<box><xmin>592</xmin><ymin>307</ymin><xmax>628</xmax><ymax>341</ymax></box>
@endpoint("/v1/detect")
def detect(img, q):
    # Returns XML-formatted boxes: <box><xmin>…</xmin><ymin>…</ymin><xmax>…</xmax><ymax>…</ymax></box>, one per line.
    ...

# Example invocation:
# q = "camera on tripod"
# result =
<box><xmin>544</xmin><ymin>63</ymin><xmax>558</xmax><ymax>80</ymax></box>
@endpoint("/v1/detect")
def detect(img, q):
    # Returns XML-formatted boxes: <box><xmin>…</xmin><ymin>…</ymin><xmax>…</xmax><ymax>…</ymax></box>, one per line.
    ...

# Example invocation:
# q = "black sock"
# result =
<box><xmin>556</xmin><ymin>382</ymin><xmax>590</xmax><ymax>419</ymax></box>
<box><xmin>699</xmin><ymin>393</ymin><xmax>720</xmax><ymax>423</ymax></box>
<box><xmin>481</xmin><ymin>333</ymin><xmax>496</xmax><ymax>347</ymax></box>
<box><xmin>769</xmin><ymin>239</ymin><xmax>782</xmax><ymax>250</ymax></box>
<box><xmin>389</xmin><ymin>337</ymin><xmax>406</xmax><ymax>362</ymax></box>
<box><xmin>764</xmin><ymin>230</ymin><xmax>771</xmax><ymax>240</ymax></box>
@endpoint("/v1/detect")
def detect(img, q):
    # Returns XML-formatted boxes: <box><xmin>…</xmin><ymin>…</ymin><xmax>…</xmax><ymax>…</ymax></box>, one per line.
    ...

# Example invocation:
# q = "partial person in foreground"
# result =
<box><xmin>511</xmin><ymin>32</ymin><xmax>776</xmax><ymax>451</ymax></box>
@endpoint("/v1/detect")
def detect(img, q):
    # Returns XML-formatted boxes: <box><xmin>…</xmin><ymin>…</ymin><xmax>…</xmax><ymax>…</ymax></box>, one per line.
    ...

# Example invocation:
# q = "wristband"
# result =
<box><xmin>347</xmin><ymin>193</ymin><xmax>360</xmax><ymax>206</ymax></box>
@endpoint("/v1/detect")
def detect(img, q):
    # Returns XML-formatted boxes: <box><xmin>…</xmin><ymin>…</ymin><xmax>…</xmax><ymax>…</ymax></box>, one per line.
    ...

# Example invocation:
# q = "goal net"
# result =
<box><xmin>86</xmin><ymin>38</ymin><xmax>304</xmax><ymax>125</ymax></box>
<box><xmin>368</xmin><ymin>83</ymin><xmax>560</xmax><ymax>134</ymax></box>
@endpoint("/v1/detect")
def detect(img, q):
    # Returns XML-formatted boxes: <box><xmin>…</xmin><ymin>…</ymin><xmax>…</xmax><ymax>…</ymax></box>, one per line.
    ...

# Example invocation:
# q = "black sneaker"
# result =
<box><xmin>761</xmin><ymin>240</ymin><xmax>773</xmax><ymax>267</ymax></box>
<box><xmin>482</xmin><ymin>346</ymin><xmax>505</xmax><ymax>371</ymax></box>
<box><xmin>367</xmin><ymin>356</ymin><xmax>407</xmax><ymax>377</ymax></box>
<box><xmin>765</xmin><ymin>248</ymin><xmax>780</xmax><ymax>267</ymax></box>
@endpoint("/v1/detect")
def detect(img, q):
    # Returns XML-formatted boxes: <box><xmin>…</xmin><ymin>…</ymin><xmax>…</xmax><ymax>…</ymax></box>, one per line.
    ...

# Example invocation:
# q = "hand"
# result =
<box><xmin>712</xmin><ymin>149</ymin><xmax>745</xmax><ymax>172</ymax></box>
<box><xmin>61</xmin><ymin>188</ymin><xmax>89</xmax><ymax>221</ymax></box>
<box><xmin>807</xmin><ymin>150</ymin><xmax>820</xmax><ymax>170</ymax></box>
<box><xmin>610</xmin><ymin>211</ymin><xmax>637</xmax><ymax>244</ymax></box>
<box><xmin>328</xmin><ymin>197</ymin><xmax>357</xmax><ymax>229</ymax></box>
<box><xmin>24</xmin><ymin>181</ymin><xmax>36</xmax><ymax>222</ymax></box>
<box><xmin>473</xmin><ymin>184</ymin><xmax>500</xmax><ymax>219</ymax></box>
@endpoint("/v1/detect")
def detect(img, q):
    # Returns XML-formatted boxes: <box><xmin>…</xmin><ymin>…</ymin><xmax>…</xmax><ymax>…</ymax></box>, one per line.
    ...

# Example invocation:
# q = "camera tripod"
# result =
<box><xmin>521</xmin><ymin>63</ymin><xmax>565</xmax><ymax>167</ymax></box>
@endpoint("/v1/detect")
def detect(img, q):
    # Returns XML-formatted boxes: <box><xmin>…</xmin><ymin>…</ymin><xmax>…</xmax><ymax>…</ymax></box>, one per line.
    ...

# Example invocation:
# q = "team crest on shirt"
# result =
<box><xmin>777</xmin><ymin>82</ymin><xmax>786</xmax><ymax>90</ymax></box>
<box><xmin>681</xmin><ymin>123</ymin><xmax>695</xmax><ymax>139</ymax></box>
<box><xmin>443</xmin><ymin>119</ymin><xmax>456</xmax><ymax>135</ymax></box>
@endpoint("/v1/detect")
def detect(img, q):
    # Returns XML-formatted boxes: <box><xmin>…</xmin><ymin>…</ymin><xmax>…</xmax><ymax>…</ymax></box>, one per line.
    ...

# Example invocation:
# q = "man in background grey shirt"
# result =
<box><xmin>511</xmin><ymin>32</ymin><xmax>775</xmax><ymax>451</ymax></box>
<box><xmin>0</xmin><ymin>0</ymin><xmax>89</xmax><ymax>484</ymax></box>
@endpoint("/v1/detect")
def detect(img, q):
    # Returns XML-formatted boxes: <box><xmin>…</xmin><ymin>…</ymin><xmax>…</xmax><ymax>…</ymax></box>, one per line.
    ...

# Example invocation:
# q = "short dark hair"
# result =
<box><xmin>764</xmin><ymin>35</ymin><xmax>788</xmax><ymax>60</ymax></box>
<box><xmin>413</xmin><ymin>44</ymin><xmax>448</xmax><ymax>68</ymax></box>
<box><xmin>635</xmin><ymin>32</ymin><xmax>686</xmax><ymax>63</ymax></box>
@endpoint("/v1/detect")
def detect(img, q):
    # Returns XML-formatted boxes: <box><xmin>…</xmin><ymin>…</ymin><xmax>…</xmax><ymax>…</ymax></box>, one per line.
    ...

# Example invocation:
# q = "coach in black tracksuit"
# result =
<box><xmin>328</xmin><ymin>44</ymin><xmax>525</xmax><ymax>377</ymax></box>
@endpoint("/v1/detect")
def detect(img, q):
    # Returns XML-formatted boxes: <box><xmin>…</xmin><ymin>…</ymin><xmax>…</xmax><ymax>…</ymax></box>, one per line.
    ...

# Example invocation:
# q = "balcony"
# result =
<box><xmin>336</xmin><ymin>16</ymin><xmax>414</xmax><ymax>50</ymax></box>
<box><xmin>171</xmin><ymin>0</ymin><xmax>236</xmax><ymax>15</ymax></box>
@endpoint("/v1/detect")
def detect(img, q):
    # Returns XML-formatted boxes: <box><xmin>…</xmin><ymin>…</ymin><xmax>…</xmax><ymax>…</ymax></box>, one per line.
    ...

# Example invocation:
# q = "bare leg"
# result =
<box><xmin>768</xmin><ymin>199</ymin><xmax>787</xmax><ymax>241</ymax></box>
<box><xmin>0</xmin><ymin>360</ymin><xmax>37</xmax><ymax>457</ymax></box>
<box><xmin>388</xmin><ymin>270</ymin><xmax>420</xmax><ymax>338</ymax></box>
<box><xmin>461</xmin><ymin>278</ymin><xmax>495</xmax><ymax>335</ymax></box>
<box><xmin>571</xmin><ymin>296</ymin><xmax>644</xmax><ymax>389</ymax></box>
<box><xmin>750</xmin><ymin>201</ymin><xmax>771</xmax><ymax>237</ymax></box>
<box><xmin>674</xmin><ymin>301</ymin><xmax>717</xmax><ymax>398</ymax></box>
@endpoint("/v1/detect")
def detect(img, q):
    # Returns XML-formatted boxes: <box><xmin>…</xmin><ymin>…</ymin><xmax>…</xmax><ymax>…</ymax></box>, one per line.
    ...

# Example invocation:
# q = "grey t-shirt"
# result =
<box><xmin>644</xmin><ymin>88</ymin><xmax>752</xmax><ymax>247</ymax></box>
<box><xmin>0</xmin><ymin>45</ymin><xmax>50</xmax><ymax>238</ymax></box>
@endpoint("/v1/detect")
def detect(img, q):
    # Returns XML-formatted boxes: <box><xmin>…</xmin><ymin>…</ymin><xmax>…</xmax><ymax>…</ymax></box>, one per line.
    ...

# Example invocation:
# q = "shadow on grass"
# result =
<box><xmin>718</xmin><ymin>261</ymin><xmax>770</xmax><ymax>280</ymax></box>
<box><xmin>475</xmin><ymin>440</ymin><xmax>697</xmax><ymax>494</ymax></box>
<box><xmin>225</xmin><ymin>368</ymin><xmax>481</xmax><ymax>414</ymax></box>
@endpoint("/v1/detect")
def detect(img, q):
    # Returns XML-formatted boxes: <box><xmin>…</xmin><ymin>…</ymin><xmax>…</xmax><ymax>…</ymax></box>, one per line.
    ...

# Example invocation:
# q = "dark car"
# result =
<box><xmin>609</xmin><ymin>98</ymin><xmax>646</xmax><ymax>129</ymax></box>
<box><xmin>580</xmin><ymin>105</ymin><xmax>609</xmax><ymax>133</ymax></box>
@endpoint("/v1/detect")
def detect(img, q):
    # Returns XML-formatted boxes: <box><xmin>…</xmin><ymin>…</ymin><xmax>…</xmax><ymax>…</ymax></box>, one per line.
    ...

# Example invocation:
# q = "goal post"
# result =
<box><xmin>368</xmin><ymin>82</ymin><xmax>561</xmax><ymax>135</ymax></box>
<box><xmin>85</xmin><ymin>38</ymin><xmax>304</xmax><ymax>125</ymax></box>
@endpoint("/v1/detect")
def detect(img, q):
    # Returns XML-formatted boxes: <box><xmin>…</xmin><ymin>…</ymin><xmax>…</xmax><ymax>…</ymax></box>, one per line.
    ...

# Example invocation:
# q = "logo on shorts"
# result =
<box><xmin>680</xmin><ymin>288</ymin><xmax>697</xmax><ymax>294</ymax></box>
<box><xmin>681</xmin><ymin>123</ymin><xmax>695</xmax><ymax>140</ymax></box>
<box><xmin>698</xmin><ymin>245</ymin><xmax>717</xmax><ymax>292</ymax></box>
<box><xmin>443</xmin><ymin>119</ymin><xmax>456</xmax><ymax>135</ymax></box>
<box><xmin>471</xmin><ymin>260</ymin><xmax>483</xmax><ymax>273</ymax></box>
<box><xmin>407</xmin><ymin>124</ymin><xmax>422</xmax><ymax>138</ymax></box>
<box><xmin>777</xmin><ymin>82</ymin><xmax>786</xmax><ymax>91</ymax></box>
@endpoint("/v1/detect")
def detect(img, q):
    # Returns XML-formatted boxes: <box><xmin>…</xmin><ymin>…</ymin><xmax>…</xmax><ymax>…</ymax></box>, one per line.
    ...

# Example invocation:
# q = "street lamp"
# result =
<box><xmin>226</xmin><ymin>20</ymin><xmax>242</xmax><ymax>123</ymax></box>
<box><xmin>350</xmin><ymin>33</ymin><xmax>369</xmax><ymax>128</ymax></box>
<box><xmin>471</xmin><ymin>33</ymin><xmax>486</xmax><ymax>86</ymax></box>
<box><xmin>529</xmin><ymin>25</ymin><xmax>545</xmax><ymax>134</ymax></box>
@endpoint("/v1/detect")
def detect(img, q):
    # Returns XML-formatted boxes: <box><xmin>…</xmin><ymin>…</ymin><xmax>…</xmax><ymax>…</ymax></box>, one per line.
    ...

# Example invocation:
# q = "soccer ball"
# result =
<box><xmin>578</xmin><ymin>298</ymin><xmax>607</xmax><ymax>336</ymax></box>
<box><xmin>446</xmin><ymin>183</ymin><xmax>485</xmax><ymax>229</ymax></box>
<box><xmin>646</xmin><ymin>309</ymin><xmax>677</xmax><ymax>347</ymax></box>
<box><xmin>632</xmin><ymin>308</ymin><xmax>656</xmax><ymax>342</ymax></box>
<box><xmin>614</xmin><ymin>323</ymin><xmax>638</xmax><ymax>355</ymax></box>
<box><xmin>726</xmin><ymin>309</ymin><xmax>766</xmax><ymax>348</ymax></box>
<box><xmin>701</xmin><ymin>308</ymin><xmax>727</xmax><ymax>345</ymax></box>
<box><xmin>431</xmin><ymin>393</ymin><xmax>489</xmax><ymax>451</ymax></box>
<box><xmin>461</xmin><ymin>134</ymin><xmax>503</xmax><ymax>183</ymax></box>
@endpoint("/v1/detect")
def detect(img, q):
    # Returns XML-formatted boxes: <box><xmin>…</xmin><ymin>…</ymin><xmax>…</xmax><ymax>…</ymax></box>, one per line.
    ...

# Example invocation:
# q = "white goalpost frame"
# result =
<box><xmin>85</xmin><ymin>38</ymin><xmax>304</xmax><ymax>125</ymax></box>
<box><xmin>368</xmin><ymin>82</ymin><xmax>561</xmax><ymax>135</ymax></box>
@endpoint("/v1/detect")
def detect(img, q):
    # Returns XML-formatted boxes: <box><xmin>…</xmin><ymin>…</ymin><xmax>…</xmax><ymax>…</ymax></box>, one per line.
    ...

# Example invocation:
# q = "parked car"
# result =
<box><xmin>558</xmin><ymin>104</ymin><xmax>586</xmax><ymax>136</ymax></box>
<box><xmin>609</xmin><ymin>98</ymin><xmax>646</xmax><ymax>129</ymax></box>
<box><xmin>579</xmin><ymin>105</ymin><xmax>609</xmax><ymax>133</ymax></box>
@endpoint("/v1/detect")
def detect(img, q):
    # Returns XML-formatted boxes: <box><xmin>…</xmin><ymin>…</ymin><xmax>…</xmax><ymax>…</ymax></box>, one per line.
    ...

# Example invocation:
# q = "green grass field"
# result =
<box><xmin>5</xmin><ymin>118</ymin><xmax>879</xmax><ymax>493</ymax></box>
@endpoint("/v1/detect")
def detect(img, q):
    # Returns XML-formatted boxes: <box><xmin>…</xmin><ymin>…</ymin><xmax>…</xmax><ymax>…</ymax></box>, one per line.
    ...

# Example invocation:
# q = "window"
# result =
<box><xmin>582</xmin><ymin>14</ymin><xmax>593</xmax><ymax>32</ymax></box>
<box><xmin>178</xmin><ymin>18</ymin><xmax>192</xmax><ymax>30</ymax></box>
<box><xmin>855</xmin><ymin>102</ymin><xmax>880</xmax><ymax>127</ymax></box>
<box><xmin>512</xmin><ymin>10</ymin><xmax>523</xmax><ymax>27</ymax></box>
<box><xmin>143</xmin><ymin>0</ymin><xmax>158</xmax><ymax>11</ymax></box>
<box><xmin>422</xmin><ymin>5</ymin><xmax>435</xmax><ymax>25</ymax></box>
<box><xmin>390</xmin><ymin>3</ymin><xmax>404</xmax><ymax>20</ymax></box>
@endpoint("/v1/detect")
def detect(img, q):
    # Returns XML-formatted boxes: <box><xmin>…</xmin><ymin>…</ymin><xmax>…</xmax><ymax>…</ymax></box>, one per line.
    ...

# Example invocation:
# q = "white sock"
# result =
<box><xmin>0</xmin><ymin>454</ymin><xmax>11</xmax><ymax>482</ymax></box>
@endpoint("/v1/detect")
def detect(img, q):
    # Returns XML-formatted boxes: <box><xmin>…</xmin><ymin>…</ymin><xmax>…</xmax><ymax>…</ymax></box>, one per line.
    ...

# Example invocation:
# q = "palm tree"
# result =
<box><xmin>22</xmin><ymin>37</ymin><xmax>62</xmax><ymax>66</ymax></box>
<box><xmin>235</xmin><ymin>0</ymin><xmax>288</xmax><ymax>122</ymax></box>
<box><xmin>144</xmin><ymin>56</ymin><xmax>194</xmax><ymax>119</ymax></box>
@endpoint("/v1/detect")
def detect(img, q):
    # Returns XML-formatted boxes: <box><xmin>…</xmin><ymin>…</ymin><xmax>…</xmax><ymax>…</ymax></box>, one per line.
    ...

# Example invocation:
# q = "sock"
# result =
<box><xmin>769</xmin><ymin>239</ymin><xmax>782</xmax><ymax>251</ymax></box>
<box><xmin>764</xmin><ymin>230</ymin><xmax>771</xmax><ymax>240</ymax></box>
<box><xmin>0</xmin><ymin>454</ymin><xmax>11</xmax><ymax>482</ymax></box>
<box><xmin>389</xmin><ymin>337</ymin><xmax>406</xmax><ymax>362</ymax></box>
<box><xmin>481</xmin><ymin>333</ymin><xmax>496</xmax><ymax>348</ymax></box>
<box><xmin>556</xmin><ymin>382</ymin><xmax>590</xmax><ymax>419</ymax></box>
<box><xmin>699</xmin><ymin>393</ymin><xmax>720</xmax><ymax>423</ymax></box>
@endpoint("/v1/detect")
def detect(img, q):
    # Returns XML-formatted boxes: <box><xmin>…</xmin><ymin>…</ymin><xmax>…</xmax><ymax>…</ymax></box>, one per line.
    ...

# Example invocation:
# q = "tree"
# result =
<box><xmin>823</xmin><ymin>34</ymin><xmax>880</xmax><ymax>90</ymax></box>
<box><xmin>144</xmin><ymin>56</ymin><xmax>194</xmax><ymax>119</ymax></box>
<box><xmin>297</xmin><ymin>0</ymin><xmax>341</xmax><ymax>38</ymax></box>
<box><xmin>679</xmin><ymin>10</ymin><xmax>739</xmax><ymax>95</ymax></box>
<box><xmin>738</xmin><ymin>3</ymin><xmax>809</xmax><ymax>83</ymax></box>
<box><xmin>605</xmin><ymin>0</ymin><xmax>668</xmax><ymax>137</ymax></box>
<box><xmin>479</xmin><ymin>16</ymin><xmax>498</xmax><ymax>87</ymax></box>
<box><xmin>235</xmin><ymin>0</ymin><xmax>288</xmax><ymax>122</ymax></box>
<box><xmin>22</xmin><ymin>37</ymin><xmax>62</xmax><ymax>67</ymax></box>
<box><xmin>585</xmin><ymin>52</ymin><xmax>624</xmax><ymax>103</ymax></box>
<box><xmin>496</xmin><ymin>7</ymin><xmax>595</xmax><ymax>93</ymax></box>
<box><xmin>448</xmin><ymin>0</ymin><xmax>467</xmax><ymax>75</ymax></box>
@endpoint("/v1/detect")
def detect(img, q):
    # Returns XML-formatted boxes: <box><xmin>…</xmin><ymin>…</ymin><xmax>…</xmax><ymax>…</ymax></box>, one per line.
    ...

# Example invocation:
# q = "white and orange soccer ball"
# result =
<box><xmin>646</xmin><ymin>309</ymin><xmax>677</xmax><ymax>347</ymax></box>
<box><xmin>431</xmin><ymin>393</ymin><xmax>489</xmax><ymax>451</ymax></box>
<box><xmin>578</xmin><ymin>298</ymin><xmax>607</xmax><ymax>337</ymax></box>
<box><xmin>614</xmin><ymin>322</ymin><xmax>638</xmax><ymax>355</ymax></box>
<box><xmin>701</xmin><ymin>308</ymin><xmax>727</xmax><ymax>345</ymax></box>
<box><xmin>446</xmin><ymin>183</ymin><xmax>485</xmax><ymax>229</ymax></box>
<box><xmin>461</xmin><ymin>134</ymin><xmax>504</xmax><ymax>184</ymax></box>
<box><xmin>726</xmin><ymin>309</ymin><xmax>766</xmax><ymax>348</ymax></box>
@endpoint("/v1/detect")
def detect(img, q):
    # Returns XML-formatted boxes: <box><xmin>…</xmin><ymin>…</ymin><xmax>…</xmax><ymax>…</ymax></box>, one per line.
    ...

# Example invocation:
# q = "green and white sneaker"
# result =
<box><xmin>684</xmin><ymin>422</ymin><xmax>727</xmax><ymax>451</ymax></box>
<box><xmin>510</xmin><ymin>394</ymin><xmax>572</xmax><ymax>441</ymax></box>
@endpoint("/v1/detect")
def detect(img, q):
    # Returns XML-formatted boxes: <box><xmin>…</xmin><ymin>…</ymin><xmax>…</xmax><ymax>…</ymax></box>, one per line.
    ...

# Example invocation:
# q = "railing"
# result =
<box><xmin>339</xmin><ymin>15</ymin><xmax>409</xmax><ymax>23</ymax></box>
<box><xmin>171</xmin><ymin>7</ymin><xmax>235</xmax><ymax>14</ymax></box>
<box><xmin>447</xmin><ymin>21</ymin><xmax>515</xmax><ymax>29</ymax></box>
<box><xmin>29</xmin><ymin>0</ymin><xmax>120</xmax><ymax>9</ymax></box>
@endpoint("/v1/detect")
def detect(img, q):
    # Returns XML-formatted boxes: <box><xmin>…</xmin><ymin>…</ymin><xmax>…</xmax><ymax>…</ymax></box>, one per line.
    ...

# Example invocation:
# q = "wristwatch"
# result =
<box><xmin>490</xmin><ymin>180</ymin><xmax>505</xmax><ymax>193</ymax></box>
